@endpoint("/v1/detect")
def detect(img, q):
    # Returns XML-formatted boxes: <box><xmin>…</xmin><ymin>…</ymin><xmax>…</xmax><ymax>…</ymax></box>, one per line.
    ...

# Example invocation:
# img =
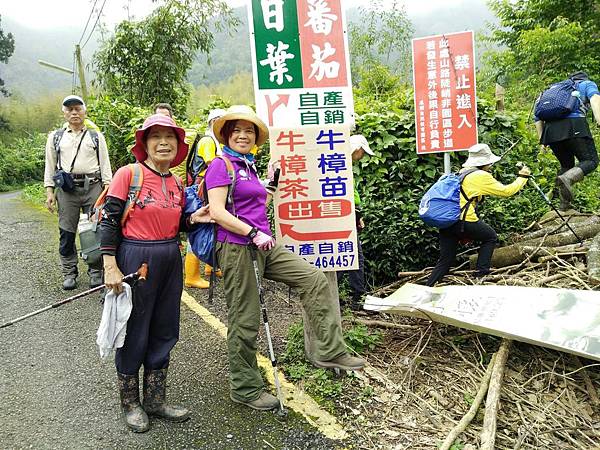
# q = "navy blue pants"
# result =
<box><xmin>426</xmin><ymin>220</ymin><xmax>497</xmax><ymax>287</ymax></box>
<box><xmin>115</xmin><ymin>238</ymin><xmax>183</xmax><ymax>375</ymax></box>
<box><xmin>336</xmin><ymin>239</ymin><xmax>366</xmax><ymax>300</ymax></box>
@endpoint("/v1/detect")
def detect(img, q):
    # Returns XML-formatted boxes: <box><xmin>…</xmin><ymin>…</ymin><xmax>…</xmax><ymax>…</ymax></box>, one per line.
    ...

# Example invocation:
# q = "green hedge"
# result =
<box><xmin>0</xmin><ymin>133</ymin><xmax>46</xmax><ymax>191</ymax></box>
<box><xmin>353</xmin><ymin>91</ymin><xmax>556</xmax><ymax>286</ymax></box>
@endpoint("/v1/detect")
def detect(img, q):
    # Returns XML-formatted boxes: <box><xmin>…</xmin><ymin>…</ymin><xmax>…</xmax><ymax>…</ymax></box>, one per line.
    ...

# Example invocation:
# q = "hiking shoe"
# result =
<box><xmin>89</xmin><ymin>274</ymin><xmax>103</xmax><ymax>289</ymax></box>
<box><xmin>314</xmin><ymin>353</ymin><xmax>366</xmax><ymax>371</ymax></box>
<box><xmin>230</xmin><ymin>391</ymin><xmax>280</xmax><ymax>411</ymax></box>
<box><xmin>62</xmin><ymin>277</ymin><xmax>77</xmax><ymax>290</ymax></box>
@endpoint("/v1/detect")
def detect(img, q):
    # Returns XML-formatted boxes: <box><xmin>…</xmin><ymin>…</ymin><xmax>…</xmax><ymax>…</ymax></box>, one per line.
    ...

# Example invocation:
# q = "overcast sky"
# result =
<box><xmin>2</xmin><ymin>0</ymin><xmax>465</xmax><ymax>29</ymax></box>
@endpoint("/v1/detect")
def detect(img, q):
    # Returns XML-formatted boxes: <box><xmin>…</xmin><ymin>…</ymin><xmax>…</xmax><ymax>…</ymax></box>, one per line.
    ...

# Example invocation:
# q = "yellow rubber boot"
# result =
<box><xmin>204</xmin><ymin>264</ymin><xmax>223</xmax><ymax>278</ymax></box>
<box><xmin>184</xmin><ymin>253</ymin><xmax>210</xmax><ymax>289</ymax></box>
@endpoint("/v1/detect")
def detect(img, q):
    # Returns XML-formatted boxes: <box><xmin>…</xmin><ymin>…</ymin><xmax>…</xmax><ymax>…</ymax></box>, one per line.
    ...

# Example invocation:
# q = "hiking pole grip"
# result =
<box><xmin>122</xmin><ymin>262</ymin><xmax>148</xmax><ymax>284</ymax></box>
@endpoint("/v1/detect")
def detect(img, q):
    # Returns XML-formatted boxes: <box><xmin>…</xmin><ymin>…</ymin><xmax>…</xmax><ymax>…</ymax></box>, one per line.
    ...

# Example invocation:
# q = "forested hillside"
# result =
<box><xmin>1</xmin><ymin>1</ymin><xmax>496</xmax><ymax>99</ymax></box>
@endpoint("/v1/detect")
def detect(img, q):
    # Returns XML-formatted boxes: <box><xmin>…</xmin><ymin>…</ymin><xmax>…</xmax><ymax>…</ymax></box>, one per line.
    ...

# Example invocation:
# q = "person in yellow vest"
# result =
<box><xmin>154</xmin><ymin>104</ymin><xmax>226</xmax><ymax>288</ymax></box>
<box><xmin>426</xmin><ymin>144</ymin><xmax>531</xmax><ymax>286</ymax></box>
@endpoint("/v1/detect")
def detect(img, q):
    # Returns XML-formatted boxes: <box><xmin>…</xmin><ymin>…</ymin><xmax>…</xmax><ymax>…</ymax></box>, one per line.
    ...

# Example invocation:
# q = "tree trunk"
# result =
<box><xmin>480</xmin><ymin>339</ymin><xmax>511</xmax><ymax>450</ymax></box>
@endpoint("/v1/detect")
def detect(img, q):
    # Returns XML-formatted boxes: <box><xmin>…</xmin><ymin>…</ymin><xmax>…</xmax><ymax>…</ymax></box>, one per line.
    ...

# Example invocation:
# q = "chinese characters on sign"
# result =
<box><xmin>270</xmin><ymin>125</ymin><xmax>358</xmax><ymax>271</ymax></box>
<box><xmin>412</xmin><ymin>31</ymin><xmax>478</xmax><ymax>154</ymax></box>
<box><xmin>249</xmin><ymin>0</ymin><xmax>354</xmax><ymax>127</ymax></box>
<box><xmin>249</xmin><ymin>0</ymin><xmax>358</xmax><ymax>271</ymax></box>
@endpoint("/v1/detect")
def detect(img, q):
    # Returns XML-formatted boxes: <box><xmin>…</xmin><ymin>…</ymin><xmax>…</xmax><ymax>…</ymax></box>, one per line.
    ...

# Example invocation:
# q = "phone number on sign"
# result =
<box><xmin>312</xmin><ymin>254</ymin><xmax>356</xmax><ymax>269</ymax></box>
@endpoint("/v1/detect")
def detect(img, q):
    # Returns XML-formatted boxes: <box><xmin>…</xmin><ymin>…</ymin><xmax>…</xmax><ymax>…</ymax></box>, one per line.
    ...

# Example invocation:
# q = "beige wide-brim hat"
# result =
<box><xmin>462</xmin><ymin>143</ymin><xmax>501</xmax><ymax>167</ymax></box>
<box><xmin>212</xmin><ymin>105</ymin><xmax>269</xmax><ymax>146</ymax></box>
<box><xmin>349</xmin><ymin>134</ymin><xmax>373</xmax><ymax>155</ymax></box>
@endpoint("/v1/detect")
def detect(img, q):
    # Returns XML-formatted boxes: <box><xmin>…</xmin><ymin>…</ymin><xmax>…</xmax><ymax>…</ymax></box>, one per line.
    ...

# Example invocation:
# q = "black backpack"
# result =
<box><xmin>185</xmin><ymin>133</ymin><xmax>219</xmax><ymax>186</ymax></box>
<box><xmin>53</xmin><ymin>128</ymin><xmax>100</xmax><ymax>163</ymax></box>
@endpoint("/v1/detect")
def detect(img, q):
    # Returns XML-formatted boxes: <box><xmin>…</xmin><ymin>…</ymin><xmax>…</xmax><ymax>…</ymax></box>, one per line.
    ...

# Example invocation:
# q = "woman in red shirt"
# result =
<box><xmin>101</xmin><ymin>114</ymin><xmax>210</xmax><ymax>432</ymax></box>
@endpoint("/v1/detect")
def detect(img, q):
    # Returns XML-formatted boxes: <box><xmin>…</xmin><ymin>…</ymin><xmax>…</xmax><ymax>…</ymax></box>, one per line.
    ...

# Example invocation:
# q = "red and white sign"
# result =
<box><xmin>412</xmin><ymin>31</ymin><xmax>478</xmax><ymax>154</ymax></box>
<box><xmin>248</xmin><ymin>0</ymin><xmax>355</xmax><ymax>127</ymax></box>
<box><xmin>270</xmin><ymin>125</ymin><xmax>358</xmax><ymax>271</ymax></box>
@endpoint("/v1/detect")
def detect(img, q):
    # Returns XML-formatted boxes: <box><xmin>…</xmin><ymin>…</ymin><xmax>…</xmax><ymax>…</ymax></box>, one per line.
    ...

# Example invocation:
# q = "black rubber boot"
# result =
<box><xmin>143</xmin><ymin>368</ymin><xmax>190</xmax><ymax>422</ymax></box>
<box><xmin>556</xmin><ymin>167</ymin><xmax>585</xmax><ymax>209</ymax></box>
<box><xmin>117</xmin><ymin>372</ymin><xmax>150</xmax><ymax>433</ymax></box>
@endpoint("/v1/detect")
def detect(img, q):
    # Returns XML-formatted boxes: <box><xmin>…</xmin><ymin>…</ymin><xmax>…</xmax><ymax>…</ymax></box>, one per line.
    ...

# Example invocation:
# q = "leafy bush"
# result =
<box><xmin>87</xmin><ymin>95</ymin><xmax>150</xmax><ymax>170</ymax></box>
<box><xmin>343</xmin><ymin>324</ymin><xmax>383</xmax><ymax>353</ymax></box>
<box><xmin>353</xmin><ymin>89</ymin><xmax>551</xmax><ymax>285</ymax></box>
<box><xmin>0</xmin><ymin>133</ymin><xmax>46</xmax><ymax>191</ymax></box>
<box><xmin>21</xmin><ymin>182</ymin><xmax>46</xmax><ymax>205</ymax></box>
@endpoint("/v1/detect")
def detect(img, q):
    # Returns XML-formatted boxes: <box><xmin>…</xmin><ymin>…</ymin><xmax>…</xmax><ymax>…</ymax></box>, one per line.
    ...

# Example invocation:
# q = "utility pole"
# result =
<box><xmin>37</xmin><ymin>60</ymin><xmax>74</xmax><ymax>75</ymax></box>
<box><xmin>38</xmin><ymin>44</ymin><xmax>89</xmax><ymax>101</ymax></box>
<box><xmin>75</xmin><ymin>45</ymin><xmax>89</xmax><ymax>101</ymax></box>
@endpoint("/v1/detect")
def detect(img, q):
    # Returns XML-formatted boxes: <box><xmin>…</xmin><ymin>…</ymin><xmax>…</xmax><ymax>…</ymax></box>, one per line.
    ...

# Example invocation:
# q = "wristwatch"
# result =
<box><xmin>246</xmin><ymin>227</ymin><xmax>258</xmax><ymax>239</ymax></box>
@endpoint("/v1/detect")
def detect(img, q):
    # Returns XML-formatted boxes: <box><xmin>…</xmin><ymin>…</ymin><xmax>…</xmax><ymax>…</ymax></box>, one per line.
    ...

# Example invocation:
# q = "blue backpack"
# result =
<box><xmin>418</xmin><ymin>169</ymin><xmax>478</xmax><ymax>229</ymax></box>
<box><xmin>184</xmin><ymin>155</ymin><xmax>236</xmax><ymax>264</ymax></box>
<box><xmin>534</xmin><ymin>78</ymin><xmax>581</xmax><ymax>121</ymax></box>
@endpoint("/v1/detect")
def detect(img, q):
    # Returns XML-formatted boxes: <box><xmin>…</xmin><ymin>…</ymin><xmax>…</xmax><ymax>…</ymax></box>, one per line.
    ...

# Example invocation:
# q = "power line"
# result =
<box><xmin>81</xmin><ymin>0</ymin><xmax>108</xmax><ymax>50</ymax></box>
<box><xmin>78</xmin><ymin>0</ymin><xmax>100</xmax><ymax>45</ymax></box>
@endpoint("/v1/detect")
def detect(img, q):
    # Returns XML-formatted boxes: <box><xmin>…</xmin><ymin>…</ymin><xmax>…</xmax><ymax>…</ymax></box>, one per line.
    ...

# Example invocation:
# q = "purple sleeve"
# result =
<box><xmin>204</xmin><ymin>157</ymin><xmax>232</xmax><ymax>190</ymax></box>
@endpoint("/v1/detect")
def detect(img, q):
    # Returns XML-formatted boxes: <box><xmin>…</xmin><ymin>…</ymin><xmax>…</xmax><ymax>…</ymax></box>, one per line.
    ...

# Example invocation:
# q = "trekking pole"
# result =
<box><xmin>499</xmin><ymin>137</ymin><xmax>521</xmax><ymax>159</ymax></box>
<box><xmin>248</xmin><ymin>244</ymin><xmax>287</xmax><ymax>417</ymax></box>
<box><xmin>516</xmin><ymin>162</ymin><xmax>584</xmax><ymax>245</ymax></box>
<box><xmin>0</xmin><ymin>263</ymin><xmax>148</xmax><ymax>330</ymax></box>
<box><xmin>208</xmin><ymin>226</ymin><xmax>217</xmax><ymax>304</ymax></box>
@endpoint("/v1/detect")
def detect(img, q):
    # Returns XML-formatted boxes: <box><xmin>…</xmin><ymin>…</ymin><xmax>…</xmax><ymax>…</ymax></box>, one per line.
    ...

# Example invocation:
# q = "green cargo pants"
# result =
<box><xmin>217</xmin><ymin>241</ymin><xmax>347</xmax><ymax>402</ymax></box>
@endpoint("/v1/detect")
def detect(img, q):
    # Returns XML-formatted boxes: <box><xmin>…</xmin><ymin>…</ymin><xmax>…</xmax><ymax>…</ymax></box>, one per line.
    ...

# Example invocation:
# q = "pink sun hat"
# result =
<box><xmin>131</xmin><ymin>114</ymin><xmax>189</xmax><ymax>168</ymax></box>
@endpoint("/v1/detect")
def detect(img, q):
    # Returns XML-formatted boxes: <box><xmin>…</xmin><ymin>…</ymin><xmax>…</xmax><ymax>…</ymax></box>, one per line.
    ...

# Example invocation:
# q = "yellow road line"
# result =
<box><xmin>181</xmin><ymin>291</ymin><xmax>347</xmax><ymax>440</ymax></box>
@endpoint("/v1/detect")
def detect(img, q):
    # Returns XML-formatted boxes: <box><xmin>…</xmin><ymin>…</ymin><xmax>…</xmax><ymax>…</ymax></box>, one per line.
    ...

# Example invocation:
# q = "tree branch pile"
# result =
<box><xmin>340</xmin><ymin>211</ymin><xmax>600</xmax><ymax>449</ymax></box>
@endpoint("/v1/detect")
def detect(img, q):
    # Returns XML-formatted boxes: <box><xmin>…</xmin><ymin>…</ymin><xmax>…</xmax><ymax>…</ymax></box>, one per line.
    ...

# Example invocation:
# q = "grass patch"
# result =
<box><xmin>280</xmin><ymin>320</ymin><xmax>382</xmax><ymax>408</ymax></box>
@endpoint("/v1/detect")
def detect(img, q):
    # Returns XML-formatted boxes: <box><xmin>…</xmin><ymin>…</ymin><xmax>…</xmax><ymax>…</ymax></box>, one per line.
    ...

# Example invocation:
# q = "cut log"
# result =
<box><xmin>587</xmin><ymin>232</ymin><xmax>600</xmax><ymax>282</ymax></box>
<box><xmin>519</xmin><ymin>216</ymin><xmax>600</xmax><ymax>247</ymax></box>
<box><xmin>538</xmin><ymin>273</ymin><xmax>567</xmax><ymax>285</ymax></box>
<box><xmin>517</xmin><ymin>222</ymin><xmax>568</xmax><ymax>242</ymax></box>
<box><xmin>469</xmin><ymin>244</ymin><xmax>548</xmax><ymax>269</ymax></box>
<box><xmin>538</xmin><ymin>210</ymin><xmax>591</xmax><ymax>226</ymax></box>
<box><xmin>480</xmin><ymin>339</ymin><xmax>511</xmax><ymax>450</ymax></box>
<box><xmin>470</xmin><ymin>217</ymin><xmax>600</xmax><ymax>268</ymax></box>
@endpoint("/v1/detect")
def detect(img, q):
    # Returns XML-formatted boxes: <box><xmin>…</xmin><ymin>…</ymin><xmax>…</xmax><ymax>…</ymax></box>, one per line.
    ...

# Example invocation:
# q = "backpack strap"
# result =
<box><xmin>121</xmin><ymin>163</ymin><xmax>144</xmax><ymax>226</ymax></box>
<box><xmin>458</xmin><ymin>168</ymin><xmax>479</xmax><ymax>222</ymax></box>
<box><xmin>211</xmin><ymin>155</ymin><xmax>237</xmax><ymax>212</ymax></box>
<box><xmin>53</xmin><ymin>129</ymin><xmax>66</xmax><ymax>170</ymax></box>
<box><xmin>185</xmin><ymin>133</ymin><xmax>204</xmax><ymax>186</ymax></box>
<box><xmin>88</xmin><ymin>129</ymin><xmax>100</xmax><ymax>164</ymax></box>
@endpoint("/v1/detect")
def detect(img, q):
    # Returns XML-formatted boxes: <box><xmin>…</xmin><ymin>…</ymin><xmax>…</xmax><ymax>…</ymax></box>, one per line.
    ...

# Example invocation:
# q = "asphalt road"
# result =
<box><xmin>0</xmin><ymin>192</ymin><xmax>341</xmax><ymax>450</ymax></box>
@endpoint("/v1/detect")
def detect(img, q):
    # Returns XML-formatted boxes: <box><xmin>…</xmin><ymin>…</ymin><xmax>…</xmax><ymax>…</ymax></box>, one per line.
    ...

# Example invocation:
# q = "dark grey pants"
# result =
<box><xmin>550</xmin><ymin>137</ymin><xmax>598</xmax><ymax>175</ymax></box>
<box><xmin>427</xmin><ymin>220</ymin><xmax>497</xmax><ymax>286</ymax></box>
<box><xmin>55</xmin><ymin>181</ymin><xmax>103</xmax><ymax>279</ymax></box>
<box><xmin>336</xmin><ymin>238</ymin><xmax>366</xmax><ymax>300</ymax></box>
